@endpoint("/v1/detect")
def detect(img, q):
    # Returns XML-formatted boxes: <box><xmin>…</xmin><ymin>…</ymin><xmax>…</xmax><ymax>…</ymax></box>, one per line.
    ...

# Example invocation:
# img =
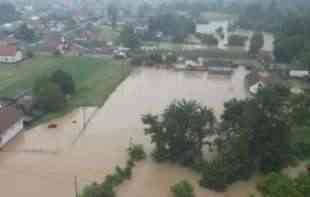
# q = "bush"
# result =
<box><xmin>171</xmin><ymin>180</ymin><xmax>195</xmax><ymax>197</ymax></box>
<box><xmin>130</xmin><ymin>55</ymin><xmax>145</xmax><ymax>66</ymax></box>
<box><xmin>258</xmin><ymin>172</ymin><xmax>308</xmax><ymax>197</ymax></box>
<box><xmin>25</xmin><ymin>50</ymin><xmax>34</xmax><ymax>58</ymax></box>
<box><xmin>34</xmin><ymin>78</ymin><xmax>66</xmax><ymax>112</ymax></box>
<box><xmin>228</xmin><ymin>35</ymin><xmax>248</xmax><ymax>46</ymax></box>
<box><xmin>166</xmin><ymin>53</ymin><xmax>177</xmax><ymax>64</ymax></box>
<box><xmin>197</xmin><ymin>33</ymin><xmax>218</xmax><ymax>46</ymax></box>
<box><xmin>148</xmin><ymin>53</ymin><xmax>163</xmax><ymax>64</ymax></box>
<box><xmin>199</xmin><ymin>159</ymin><xmax>229</xmax><ymax>192</ymax></box>
<box><xmin>128</xmin><ymin>144</ymin><xmax>146</xmax><ymax>162</ymax></box>
<box><xmin>50</xmin><ymin>69</ymin><xmax>76</xmax><ymax>95</ymax></box>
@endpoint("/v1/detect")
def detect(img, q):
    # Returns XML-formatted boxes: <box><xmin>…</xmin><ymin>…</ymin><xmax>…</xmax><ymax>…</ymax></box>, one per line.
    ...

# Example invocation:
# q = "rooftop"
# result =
<box><xmin>0</xmin><ymin>105</ymin><xmax>23</xmax><ymax>133</ymax></box>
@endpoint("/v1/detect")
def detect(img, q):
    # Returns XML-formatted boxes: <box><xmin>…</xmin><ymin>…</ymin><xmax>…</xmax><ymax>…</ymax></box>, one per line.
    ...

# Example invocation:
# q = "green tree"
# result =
<box><xmin>119</xmin><ymin>25</ymin><xmax>140</xmax><ymax>49</ymax></box>
<box><xmin>34</xmin><ymin>78</ymin><xmax>66</xmax><ymax>112</ymax></box>
<box><xmin>15</xmin><ymin>24</ymin><xmax>36</xmax><ymax>42</ymax></box>
<box><xmin>171</xmin><ymin>180</ymin><xmax>195</xmax><ymax>197</ymax></box>
<box><xmin>142</xmin><ymin>100</ymin><xmax>215</xmax><ymax>165</ymax></box>
<box><xmin>228</xmin><ymin>35</ymin><xmax>248</xmax><ymax>46</ymax></box>
<box><xmin>127</xmin><ymin>144</ymin><xmax>146</xmax><ymax>162</ymax></box>
<box><xmin>50</xmin><ymin>69</ymin><xmax>76</xmax><ymax>95</ymax></box>
<box><xmin>249</xmin><ymin>32</ymin><xmax>264</xmax><ymax>55</ymax></box>
<box><xmin>200</xmin><ymin>86</ymin><xmax>292</xmax><ymax>191</ymax></box>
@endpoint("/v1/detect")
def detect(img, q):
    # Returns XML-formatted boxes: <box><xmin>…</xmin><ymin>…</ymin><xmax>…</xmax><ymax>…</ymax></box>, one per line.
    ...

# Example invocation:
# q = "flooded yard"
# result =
<box><xmin>1</xmin><ymin>67</ymin><xmax>303</xmax><ymax>197</ymax></box>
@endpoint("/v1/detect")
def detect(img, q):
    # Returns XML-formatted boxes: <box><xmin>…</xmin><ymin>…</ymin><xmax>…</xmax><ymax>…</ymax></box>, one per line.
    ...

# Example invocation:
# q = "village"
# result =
<box><xmin>0</xmin><ymin>0</ymin><xmax>309</xmax><ymax>197</ymax></box>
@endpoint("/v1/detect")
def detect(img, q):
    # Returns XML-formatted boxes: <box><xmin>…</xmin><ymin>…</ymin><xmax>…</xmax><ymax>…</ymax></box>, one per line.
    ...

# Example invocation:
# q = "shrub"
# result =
<box><xmin>171</xmin><ymin>180</ymin><xmax>195</xmax><ymax>197</ymax></box>
<box><xmin>199</xmin><ymin>159</ymin><xmax>229</xmax><ymax>192</ymax></box>
<box><xmin>228</xmin><ymin>34</ymin><xmax>248</xmax><ymax>46</ymax></box>
<box><xmin>197</xmin><ymin>33</ymin><xmax>218</xmax><ymax>46</ymax></box>
<box><xmin>50</xmin><ymin>69</ymin><xmax>76</xmax><ymax>95</ymax></box>
<box><xmin>128</xmin><ymin>144</ymin><xmax>146</xmax><ymax>162</ymax></box>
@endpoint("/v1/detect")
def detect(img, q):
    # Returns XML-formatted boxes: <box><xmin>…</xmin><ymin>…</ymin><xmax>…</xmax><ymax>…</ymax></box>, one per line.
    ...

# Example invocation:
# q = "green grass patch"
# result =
<box><xmin>0</xmin><ymin>55</ymin><xmax>131</xmax><ymax>121</ymax></box>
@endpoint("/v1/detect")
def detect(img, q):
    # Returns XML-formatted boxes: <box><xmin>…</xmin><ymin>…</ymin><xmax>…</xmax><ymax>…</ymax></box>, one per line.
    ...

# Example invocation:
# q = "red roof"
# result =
<box><xmin>0</xmin><ymin>46</ymin><xmax>17</xmax><ymax>57</ymax></box>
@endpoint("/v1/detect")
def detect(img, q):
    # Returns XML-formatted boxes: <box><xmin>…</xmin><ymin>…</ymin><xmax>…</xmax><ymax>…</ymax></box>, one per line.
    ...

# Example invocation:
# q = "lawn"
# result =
<box><xmin>0</xmin><ymin>55</ymin><xmax>131</xmax><ymax>114</ymax></box>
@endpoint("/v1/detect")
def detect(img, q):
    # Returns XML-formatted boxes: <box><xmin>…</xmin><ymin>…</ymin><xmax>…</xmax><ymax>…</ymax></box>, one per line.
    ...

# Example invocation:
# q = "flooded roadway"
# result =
<box><xmin>0</xmin><ymin>67</ymin><xmax>265</xmax><ymax>197</ymax></box>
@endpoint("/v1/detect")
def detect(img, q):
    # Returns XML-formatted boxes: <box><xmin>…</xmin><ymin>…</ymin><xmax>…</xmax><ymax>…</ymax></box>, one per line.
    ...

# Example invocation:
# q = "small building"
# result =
<box><xmin>0</xmin><ymin>46</ymin><xmax>23</xmax><ymax>63</ymax></box>
<box><xmin>0</xmin><ymin>105</ymin><xmax>24</xmax><ymax>148</ymax></box>
<box><xmin>289</xmin><ymin>70</ymin><xmax>309</xmax><ymax>78</ymax></box>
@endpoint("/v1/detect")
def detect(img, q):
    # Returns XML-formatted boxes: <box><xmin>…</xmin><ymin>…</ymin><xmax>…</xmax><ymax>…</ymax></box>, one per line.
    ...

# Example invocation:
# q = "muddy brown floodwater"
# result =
<box><xmin>0</xmin><ymin>67</ymin><xmax>304</xmax><ymax>197</ymax></box>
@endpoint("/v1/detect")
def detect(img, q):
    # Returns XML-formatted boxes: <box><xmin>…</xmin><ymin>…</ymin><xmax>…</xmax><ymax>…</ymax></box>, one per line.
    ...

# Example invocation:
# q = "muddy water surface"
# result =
<box><xmin>0</xmin><ymin>67</ymin><xmax>267</xmax><ymax>197</ymax></box>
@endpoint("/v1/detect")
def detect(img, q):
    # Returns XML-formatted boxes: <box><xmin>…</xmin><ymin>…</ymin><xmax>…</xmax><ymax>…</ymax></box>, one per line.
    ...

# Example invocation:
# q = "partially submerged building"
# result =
<box><xmin>0</xmin><ymin>105</ymin><xmax>24</xmax><ymax>148</ymax></box>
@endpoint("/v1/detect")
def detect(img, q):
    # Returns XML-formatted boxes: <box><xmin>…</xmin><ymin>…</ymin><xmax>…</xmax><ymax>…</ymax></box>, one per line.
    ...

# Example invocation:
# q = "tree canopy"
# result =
<box><xmin>34</xmin><ymin>78</ymin><xmax>66</xmax><ymax>112</ymax></box>
<box><xmin>50</xmin><ymin>69</ymin><xmax>76</xmax><ymax>96</ymax></box>
<box><xmin>119</xmin><ymin>25</ymin><xmax>141</xmax><ymax>49</ymax></box>
<box><xmin>15</xmin><ymin>24</ymin><xmax>36</xmax><ymax>42</ymax></box>
<box><xmin>249</xmin><ymin>32</ymin><xmax>264</xmax><ymax>55</ymax></box>
<box><xmin>200</xmin><ymin>85</ymin><xmax>292</xmax><ymax>191</ymax></box>
<box><xmin>142</xmin><ymin>100</ymin><xmax>215</xmax><ymax>165</ymax></box>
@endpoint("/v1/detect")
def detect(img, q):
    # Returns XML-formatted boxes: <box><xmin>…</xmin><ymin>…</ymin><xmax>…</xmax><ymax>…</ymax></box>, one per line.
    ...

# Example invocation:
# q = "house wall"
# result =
<box><xmin>0</xmin><ymin>119</ymin><xmax>24</xmax><ymax>148</ymax></box>
<box><xmin>0</xmin><ymin>51</ymin><xmax>23</xmax><ymax>63</ymax></box>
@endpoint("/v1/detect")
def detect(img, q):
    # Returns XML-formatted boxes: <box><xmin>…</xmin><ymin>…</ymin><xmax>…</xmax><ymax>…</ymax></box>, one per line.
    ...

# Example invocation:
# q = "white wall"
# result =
<box><xmin>0</xmin><ymin>119</ymin><xmax>24</xmax><ymax>148</ymax></box>
<box><xmin>0</xmin><ymin>51</ymin><xmax>23</xmax><ymax>63</ymax></box>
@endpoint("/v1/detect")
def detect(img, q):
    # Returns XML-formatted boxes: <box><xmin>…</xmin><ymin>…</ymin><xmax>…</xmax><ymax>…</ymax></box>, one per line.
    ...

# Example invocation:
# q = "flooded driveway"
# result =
<box><xmin>0</xmin><ymin>67</ymin><xmax>261</xmax><ymax>197</ymax></box>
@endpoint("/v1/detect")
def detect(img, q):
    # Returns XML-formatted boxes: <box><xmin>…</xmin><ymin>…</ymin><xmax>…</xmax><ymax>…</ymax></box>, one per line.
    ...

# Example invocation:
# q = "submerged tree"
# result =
<box><xmin>171</xmin><ymin>180</ymin><xmax>195</xmax><ymax>197</ymax></box>
<box><xmin>142</xmin><ymin>100</ymin><xmax>215</xmax><ymax>165</ymax></box>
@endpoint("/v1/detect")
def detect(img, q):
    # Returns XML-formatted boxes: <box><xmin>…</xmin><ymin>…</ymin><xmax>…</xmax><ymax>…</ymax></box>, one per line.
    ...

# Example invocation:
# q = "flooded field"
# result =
<box><xmin>0</xmin><ymin>67</ymin><xmax>304</xmax><ymax>197</ymax></box>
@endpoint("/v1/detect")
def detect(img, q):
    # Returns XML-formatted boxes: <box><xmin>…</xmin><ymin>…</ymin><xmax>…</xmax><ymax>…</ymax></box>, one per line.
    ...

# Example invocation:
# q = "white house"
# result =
<box><xmin>0</xmin><ymin>105</ymin><xmax>24</xmax><ymax>148</ymax></box>
<box><xmin>289</xmin><ymin>70</ymin><xmax>309</xmax><ymax>78</ymax></box>
<box><xmin>0</xmin><ymin>46</ymin><xmax>23</xmax><ymax>63</ymax></box>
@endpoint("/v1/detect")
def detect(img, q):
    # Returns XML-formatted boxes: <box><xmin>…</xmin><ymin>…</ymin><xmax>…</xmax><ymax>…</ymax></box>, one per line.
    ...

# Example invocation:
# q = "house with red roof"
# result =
<box><xmin>0</xmin><ymin>46</ymin><xmax>23</xmax><ymax>63</ymax></box>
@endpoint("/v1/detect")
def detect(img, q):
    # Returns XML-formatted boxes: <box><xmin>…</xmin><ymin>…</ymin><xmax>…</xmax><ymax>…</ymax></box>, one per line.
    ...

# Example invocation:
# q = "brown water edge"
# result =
<box><xmin>0</xmin><ymin>67</ymin><xmax>306</xmax><ymax>197</ymax></box>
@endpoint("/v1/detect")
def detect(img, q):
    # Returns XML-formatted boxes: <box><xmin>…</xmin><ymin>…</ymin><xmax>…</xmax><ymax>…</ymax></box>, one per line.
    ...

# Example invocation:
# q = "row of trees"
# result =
<box><xmin>142</xmin><ymin>85</ymin><xmax>308</xmax><ymax>191</ymax></box>
<box><xmin>34</xmin><ymin>70</ymin><xmax>75</xmax><ymax>112</ymax></box>
<box><xmin>81</xmin><ymin>144</ymin><xmax>146</xmax><ymax>197</ymax></box>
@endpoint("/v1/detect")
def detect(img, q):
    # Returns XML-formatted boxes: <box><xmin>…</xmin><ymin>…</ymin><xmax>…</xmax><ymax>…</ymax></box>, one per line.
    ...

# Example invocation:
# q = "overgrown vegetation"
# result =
<box><xmin>142</xmin><ymin>85</ymin><xmax>310</xmax><ymax>192</ymax></box>
<box><xmin>258</xmin><ymin>172</ymin><xmax>310</xmax><ymax>197</ymax></box>
<box><xmin>196</xmin><ymin>33</ymin><xmax>218</xmax><ymax>46</ymax></box>
<box><xmin>249</xmin><ymin>32</ymin><xmax>264</xmax><ymax>55</ymax></box>
<box><xmin>171</xmin><ymin>180</ymin><xmax>195</xmax><ymax>197</ymax></box>
<box><xmin>228</xmin><ymin>35</ymin><xmax>248</xmax><ymax>47</ymax></box>
<box><xmin>80</xmin><ymin>144</ymin><xmax>146</xmax><ymax>197</ymax></box>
